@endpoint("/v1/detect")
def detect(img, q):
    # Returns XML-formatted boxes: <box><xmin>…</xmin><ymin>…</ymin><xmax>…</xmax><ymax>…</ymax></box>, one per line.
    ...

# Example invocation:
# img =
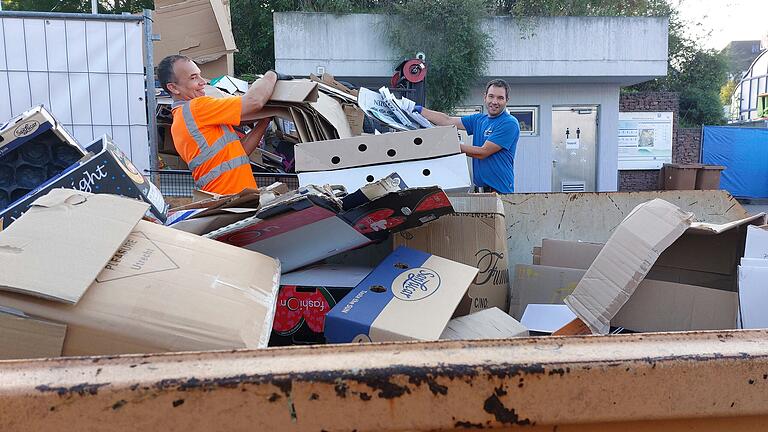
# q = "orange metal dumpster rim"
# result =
<box><xmin>2</xmin><ymin>329</ymin><xmax>768</xmax><ymax>431</ymax></box>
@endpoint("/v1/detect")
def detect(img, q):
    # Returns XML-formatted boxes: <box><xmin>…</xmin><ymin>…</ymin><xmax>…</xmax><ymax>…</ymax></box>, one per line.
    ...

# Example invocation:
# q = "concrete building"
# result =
<box><xmin>274</xmin><ymin>13</ymin><xmax>669</xmax><ymax>192</ymax></box>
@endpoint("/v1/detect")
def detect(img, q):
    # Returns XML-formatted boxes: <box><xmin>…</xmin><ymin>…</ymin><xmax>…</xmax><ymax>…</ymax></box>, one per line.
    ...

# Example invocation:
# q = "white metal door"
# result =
<box><xmin>551</xmin><ymin>106</ymin><xmax>598</xmax><ymax>192</ymax></box>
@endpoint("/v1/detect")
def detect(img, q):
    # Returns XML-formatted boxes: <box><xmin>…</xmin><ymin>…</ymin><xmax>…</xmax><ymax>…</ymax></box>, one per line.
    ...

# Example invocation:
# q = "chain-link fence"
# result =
<box><xmin>151</xmin><ymin>170</ymin><xmax>299</xmax><ymax>197</ymax></box>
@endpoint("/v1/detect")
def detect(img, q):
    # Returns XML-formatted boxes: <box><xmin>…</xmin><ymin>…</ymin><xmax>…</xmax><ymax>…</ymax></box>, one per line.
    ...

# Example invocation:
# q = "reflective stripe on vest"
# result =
<box><xmin>173</xmin><ymin>100</ymin><xmax>248</xmax><ymax>188</ymax></box>
<box><xmin>195</xmin><ymin>154</ymin><xmax>251</xmax><ymax>189</ymax></box>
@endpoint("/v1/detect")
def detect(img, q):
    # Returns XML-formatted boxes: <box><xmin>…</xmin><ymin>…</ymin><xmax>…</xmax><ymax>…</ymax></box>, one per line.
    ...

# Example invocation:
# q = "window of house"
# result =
<box><xmin>507</xmin><ymin>106</ymin><xmax>539</xmax><ymax>136</ymax></box>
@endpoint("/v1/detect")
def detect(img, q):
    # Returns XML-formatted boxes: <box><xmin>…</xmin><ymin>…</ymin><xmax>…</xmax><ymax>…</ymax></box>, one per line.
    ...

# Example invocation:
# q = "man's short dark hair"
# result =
<box><xmin>158</xmin><ymin>55</ymin><xmax>190</xmax><ymax>93</ymax></box>
<box><xmin>485</xmin><ymin>79</ymin><xmax>510</xmax><ymax>100</ymax></box>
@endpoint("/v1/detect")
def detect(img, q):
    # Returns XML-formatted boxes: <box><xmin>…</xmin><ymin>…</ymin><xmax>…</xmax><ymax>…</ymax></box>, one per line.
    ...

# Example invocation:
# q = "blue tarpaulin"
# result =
<box><xmin>702</xmin><ymin>126</ymin><xmax>768</xmax><ymax>199</ymax></box>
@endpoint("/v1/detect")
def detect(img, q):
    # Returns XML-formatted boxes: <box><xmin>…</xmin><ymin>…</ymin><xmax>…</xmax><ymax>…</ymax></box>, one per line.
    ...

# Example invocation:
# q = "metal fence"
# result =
<box><xmin>152</xmin><ymin>170</ymin><xmax>300</xmax><ymax>197</ymax></box>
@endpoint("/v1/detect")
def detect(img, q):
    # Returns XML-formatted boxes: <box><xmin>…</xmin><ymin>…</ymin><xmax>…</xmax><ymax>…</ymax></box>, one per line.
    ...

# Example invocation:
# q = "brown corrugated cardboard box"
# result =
<box><xmin>0</xmin><ymin>308</ymin><xmax>66</xmax><ymax>360</ymax></box>
<box><xmin>513</xmin><ymin>264</ymin><xmax>740</xmax><ymax>333</ymax></box>
<box><xmin>539</xmin><ymin>239</ymin><xmax>603</xmax><ymax>269</ymax></box>
<box><xmin>563</xmin><ymin>199</ymin><xmax>765</xmax><ymax>334</ymax></box>
<box><xmin>154</xmin><ymin>0</ymin><xmax>237</xmax><ymax>78</ymax></box>
<box><xmin>270</xmin><ymin>80</ymin><xmax>319</xmax><ymax>103</ymax></box>
<box><xmin>394</xmin><ymin>193</ymin><xmax>508</xmax><ymax>316</ymax></box>
<box><xmin>0</xmin><ymin>189</ymin><xmax>281</xmax><ymax>356</ymax></box>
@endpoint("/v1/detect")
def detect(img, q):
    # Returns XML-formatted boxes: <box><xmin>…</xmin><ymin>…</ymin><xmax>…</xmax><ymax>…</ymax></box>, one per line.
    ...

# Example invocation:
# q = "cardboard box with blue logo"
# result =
<box><xmin>269</xmin><ymin>264</ymin><xmax>372</xmax><ymax>346</ymax></box>
<box><xmin>324</xmin><ymin>246</ymin><xmax>479</xmax><ymax>343</ymax></box>
<box><xmin>0</xmin><ymin>106</ymin><xmax>86</xmax><ymax>210</ymax></box>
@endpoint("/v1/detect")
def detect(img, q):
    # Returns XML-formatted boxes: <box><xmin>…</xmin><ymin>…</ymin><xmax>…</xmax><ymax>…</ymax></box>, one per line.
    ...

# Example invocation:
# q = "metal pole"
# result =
<box><xmin>91</xmin><ymin>0</ymin><xmax>97</xmax><ymax>14</ymax></box>
<box><xmin>143</xmin><ymin>9</ymin><xmax>160</xmax><ymax>184</ymax></box>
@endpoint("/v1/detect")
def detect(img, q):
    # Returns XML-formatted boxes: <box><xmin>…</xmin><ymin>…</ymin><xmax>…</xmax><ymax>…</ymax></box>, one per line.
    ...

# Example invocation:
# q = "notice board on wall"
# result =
<box><xmin>618</xmin><ymin>112</ymin><xmax>673</xmax><ymax>170</ymax></box>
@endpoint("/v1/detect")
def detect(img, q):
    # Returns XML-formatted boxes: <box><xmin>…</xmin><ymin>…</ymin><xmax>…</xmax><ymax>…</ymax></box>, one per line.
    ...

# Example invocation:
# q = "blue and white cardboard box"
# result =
<box><xmin>325</xmin><ymin>246</ymin><xmax>478</xmax><ymax>343</ymax></box>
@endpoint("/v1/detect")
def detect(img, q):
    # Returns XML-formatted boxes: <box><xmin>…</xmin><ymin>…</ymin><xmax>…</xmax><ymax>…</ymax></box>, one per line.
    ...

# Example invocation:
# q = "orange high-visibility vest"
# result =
<box><xmin>171</xmin><ymin>96</ymin><xmax>256</xmax><ymax>195</ymax></box>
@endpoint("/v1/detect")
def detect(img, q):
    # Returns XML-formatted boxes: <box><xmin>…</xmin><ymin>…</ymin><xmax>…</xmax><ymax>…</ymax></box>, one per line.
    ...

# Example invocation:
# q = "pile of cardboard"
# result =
<box><xmin>0</xmin><ymin>189</ymin><xmax>280</xmax><ymax>358</ymax></box>
<box><xmin>5</xmin><ymin>100</ymin><xmax>768</xmax><ymax>361</ymax></box>
<box><xmin>155</xmin><ymin>76</ymin><xmax>366</xmax><ymax>174</ymax></box>
<box><xmin>515</xmin><ymin>199</ymin><xmax>766</xmax><ymax>335</ymax></box>
<box><xmin>0</xmin><ymin>106</ymin><xmax>169</xmax><ymax>228</ymax></box>
<box><xmin>0</xmin><ymin>105</ymin><xmax>517</xmax><ymax>357</ymax></box>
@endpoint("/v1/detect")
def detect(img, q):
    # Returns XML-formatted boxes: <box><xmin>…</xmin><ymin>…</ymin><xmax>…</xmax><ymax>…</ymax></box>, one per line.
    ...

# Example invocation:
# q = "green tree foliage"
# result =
<box><xmin>2</xmin><ymin>0</ymin><xmax>152</xmax><ymax>14</ymax></box>
<box><xmin>231</xmin><ymin>0</ymin><xmax>490</xmax><ymax>112</ymax></box>
<box><xmin>720</xmin><ymin>79</ymin><xmax>738</xmax><ymax>106</ymax></box>
<box><xmin>494</xmin><ymin>0</ymin><xmax>728</xmax><ymax>126</ymax></box>
<box><xmin>231</xmin><ymin>0</ymin><xmax>727</xmax><ymax>123</ymax></box>
<box><xmin>387</xmin><ymin>0</ymin><xmax>492</xmax><ymax>112</ymax></box>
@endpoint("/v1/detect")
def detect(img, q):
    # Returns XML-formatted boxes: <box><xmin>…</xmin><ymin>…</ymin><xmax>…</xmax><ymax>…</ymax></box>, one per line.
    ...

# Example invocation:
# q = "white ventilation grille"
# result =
<box><xmin>561</xmin><ymin>181</ymin><xmax>586</xmax><ymax>192</ymax></box>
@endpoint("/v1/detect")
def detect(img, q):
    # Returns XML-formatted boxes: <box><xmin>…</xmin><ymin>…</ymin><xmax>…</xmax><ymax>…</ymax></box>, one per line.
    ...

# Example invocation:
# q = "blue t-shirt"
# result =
<box><xmin>461</xmin><ymin>111</ymin><xmax>519</xmax><ymax>193</ymax></box>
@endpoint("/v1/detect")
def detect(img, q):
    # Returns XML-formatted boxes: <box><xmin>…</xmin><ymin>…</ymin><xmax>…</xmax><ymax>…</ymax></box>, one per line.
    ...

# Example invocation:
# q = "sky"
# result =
<box><xmin>676</xmin><ymin>0</ymin><xmax>768</xmax><ymax>50</ymax></box>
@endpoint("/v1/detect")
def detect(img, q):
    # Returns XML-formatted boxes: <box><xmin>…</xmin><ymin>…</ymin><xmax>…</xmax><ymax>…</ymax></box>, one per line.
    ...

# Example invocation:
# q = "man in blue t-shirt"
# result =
<box><xmin>415</xmin><ymin>79</ymin><xmax>519</xmax><ymax>193</ymax></box>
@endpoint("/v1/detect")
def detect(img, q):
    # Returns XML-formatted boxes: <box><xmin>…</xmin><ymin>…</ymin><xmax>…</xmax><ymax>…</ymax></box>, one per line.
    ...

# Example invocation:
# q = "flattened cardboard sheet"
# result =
<box><xmin>521</xmin><ymin>304</ymin><xmax>576</xmax><ymax>334</ymax></box>
<box><xmin>0</xmin><ymin>190</ymin><xmax>148</xmax><ymax>304</ymax></box>
<box><xmin>440</xmin><ymin>307</ymin><xmax>527</xmax><ymax>340</ymax></box>
<box><xmin>564</xmin><ymin>199</ymin><xmax>694</xmax><ymax>334</ymax></box>
<box><xmin>310</xmin><ymin>92</ymin><xmax>353</xmax><ymax>138</ymax></box>
<box><xmin>271</xmin><ymin>80</ymin><xmax>319</xmax><ymax>103</ymax></box>
<box><xmin>739</xmin><ymin>265</ymin><xmax>768</xmax><ymax>329</ymax></box>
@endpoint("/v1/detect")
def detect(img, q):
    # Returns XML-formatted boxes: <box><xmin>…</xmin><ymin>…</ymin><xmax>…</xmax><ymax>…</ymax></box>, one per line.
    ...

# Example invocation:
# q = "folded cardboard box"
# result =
<box><xmin>324</xmin><ymin>246</ymin><xmax>477</xmax><ymax>343</ymax></box>
<box><xmin>0</xmin><ymin>136</ymin><xmax>168</xmax><ymax>227</ymax></box>
<box><xmin>440</xmin><ymin>307</ymin><xmax>528</xmax><ymax>340</ymax></box>
<box><xmin>563</xmin><ymin>199</ymin><xmax>765</xmax><ymax>334</ymax></box>
<box><xmin>0</xmin><ymin>306</ymin><xmax>67</xmax><ymax>360</ymax></box>
<box><xmin>0</xmin><ymin>189</ymin><xmax>280</xmax><ymax>356</ymax></box>
<box><xmin>0</xmin><ymin>105</ymin><xmax>84</xmax><ymax>160</ymax></box>
<box><xmin>298</xmin><ymin>153</ymin><xmax>471</xmax><ymax>193</ymax></box>
<box><xmin>394</xmin><ymin>193</ymin><xmax>509</xmax><ymax>316</ymax></box>
<box><xmin>270</xmin><ymin>265</ymin><xmax>372</xmax><ymax>346</ymax></box>
<box><xmin>0</xmin><ymin>105</ymin><xmax>86</xmax><ymax>211</ymax></box>
<box><xmin>208</xmin><ymin>185</ymin><xmax>454</xmax><ymax>272</ymax></box>
<box><xmin>271</xmin><ymin>79</ymin><xmax>319</xmax><ymax>103</ymax></box>
<box><xmin>295</xmin><ymin>126</ymin><xmax>460</xmax><ymax>172</ymax></box>
<box><xmin>153</xmin><ymin>0</ymin><xmax>237</xmax><ymax>78</ymax></box>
